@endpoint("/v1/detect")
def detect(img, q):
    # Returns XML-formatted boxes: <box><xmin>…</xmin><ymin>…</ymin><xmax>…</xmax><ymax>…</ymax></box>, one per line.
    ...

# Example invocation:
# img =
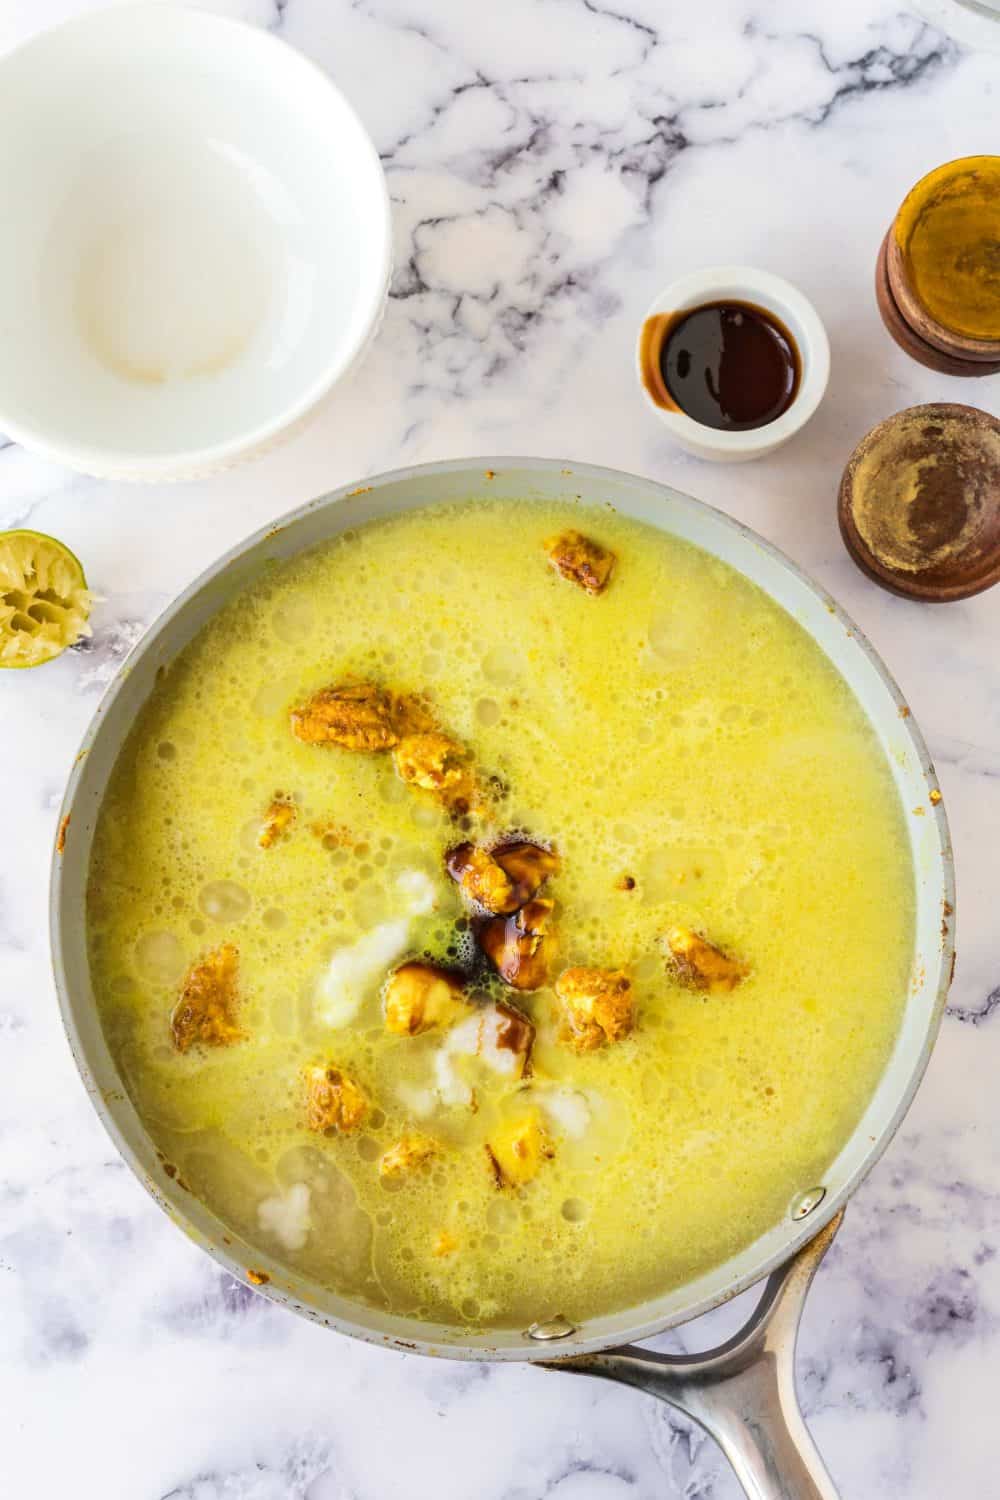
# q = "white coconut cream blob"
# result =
<box><xmin>535</xmin><ymin>1085</ymin><xmax>592</xmax><ymax>1140</ymax></box>
<box><xmin>316</xmin><ymin>869</ymin><xmax>440</xmax><ymax>1028</ymax></box>
<box><xmin>432</xmin><ymin>1004</ymin><xmax>532</xmax><ymax>1108</ymax></box>
<box><xmin>258</xmin><ymin>1181</ymin><xmax>311</xmax><ymax>1251</ymax></box>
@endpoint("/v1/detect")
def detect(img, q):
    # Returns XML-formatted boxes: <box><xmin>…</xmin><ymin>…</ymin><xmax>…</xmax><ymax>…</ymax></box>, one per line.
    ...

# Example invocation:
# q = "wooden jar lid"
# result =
<box><xmin>838</xmin><ymin>403</ymin><xmax>1000</xmax><ymax>602</ymax></box>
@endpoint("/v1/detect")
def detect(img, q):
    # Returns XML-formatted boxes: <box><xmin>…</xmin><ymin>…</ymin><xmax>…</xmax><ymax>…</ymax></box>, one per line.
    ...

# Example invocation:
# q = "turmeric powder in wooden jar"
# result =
<box><xmin>879</xmin><ymin>156</ymin><xmax>1000</xmax><ymax>374</ymax></box>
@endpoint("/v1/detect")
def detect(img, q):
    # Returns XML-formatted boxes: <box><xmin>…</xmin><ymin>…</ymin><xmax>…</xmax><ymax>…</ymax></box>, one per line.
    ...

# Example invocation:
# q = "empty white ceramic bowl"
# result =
<box><xmin>0</xmin><ymin>5</ymin><xmax>391</xmax><ymax>480</ymax></box>
<box><xmin>637</xmin><ymin>267</ymin><xmax>830</xmax><ymax>463</ymax></box>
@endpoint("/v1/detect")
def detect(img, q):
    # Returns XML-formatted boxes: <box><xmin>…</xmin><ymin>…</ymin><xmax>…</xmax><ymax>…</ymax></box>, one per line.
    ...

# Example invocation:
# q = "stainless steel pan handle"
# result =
<box><xmin>544</xmin><ymin>1210</ymin><xmax>843</xmax><ymax>1500</ymax></box>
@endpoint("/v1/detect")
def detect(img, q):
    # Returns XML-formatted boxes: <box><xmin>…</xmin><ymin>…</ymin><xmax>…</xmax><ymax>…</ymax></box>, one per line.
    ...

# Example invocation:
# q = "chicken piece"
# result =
<box><xmin>446</xmin><ymin>843</ymin><xmax>518</xmax><ymax>914</ymax></box>
<box><xmin>667</xmin><ymin>926</ymin><xmax>748</xmax><ymax>992</ymax></box>
<box><xmin>544</xmin><ymin>530</ymin><xmax>615</xmax><ymax>595</ymax></box>
<box><xmin>556</xmin><ymin>966</ymin><xmax>634</xmax><ymax>1051</ymax></box>
<box><xmin>383</xmin><ymin>961</ymin><xmax>472</xmax><ymax>1036</ymax></box>
<box><xmin>304</xmin><ymin>1063</ymin><xmax>368</xmax><ymax>1133</ymax></box>
<box><xmin>479</xmin><ymin>898</ymin><xmax>555</xmax><ymax>991</ymax></box>
<box><xmin>170</xmin><ymin>943</ymin><xmax>243</xmax><ymax>1052</ymax></box>
<box><xmin>393</xmin><ymin>691</ymin><xmax>439</xmax><ymax>736</ymax></box>
<box><xmin>493</xmin><ymin>841</ymin><xmax>561</xmax><ymax>904</ymax></box>
<box><xmin>258</xmin><ymin>795</ymin><xmax>296</xmax><ymax>849</ymax></box>
<box><xmin>291</xmin><ymin>682</ymin><xmax>400</xmax><ymax>751</ymax></box>
<box><xmin>378</xmin><ymin>1134</ymin><xmax>439</xmax><ymax>1179</ymax></box>
<box><xmin>393</xmin><ymin>731</ymin><xmax>479</xmax><ymax>813</ymax></box>
<box><xmin>486</xmin><ymin>1110</ymin><xmax>553</xmax><ymax>1188</ymax></box>
<box><xmin>446</xmin><ymin>840</ymin><xmax>559</xmax><ymax>913</ymax></box>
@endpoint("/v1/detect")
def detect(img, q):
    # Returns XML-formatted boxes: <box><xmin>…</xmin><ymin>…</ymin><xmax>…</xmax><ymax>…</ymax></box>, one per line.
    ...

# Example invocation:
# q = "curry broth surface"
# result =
<box><xmin>87</xmin><ymin>499</ymin><xmax>913</xmax><ymax>1328</ymax></box>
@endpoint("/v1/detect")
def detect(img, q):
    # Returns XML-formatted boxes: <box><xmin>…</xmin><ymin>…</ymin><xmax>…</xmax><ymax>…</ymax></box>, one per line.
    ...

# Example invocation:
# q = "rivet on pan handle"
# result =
<box><xmin>540</xmin><ymin>1209</ymin><xmax>844</xmax><ymax>1500</ymax></box>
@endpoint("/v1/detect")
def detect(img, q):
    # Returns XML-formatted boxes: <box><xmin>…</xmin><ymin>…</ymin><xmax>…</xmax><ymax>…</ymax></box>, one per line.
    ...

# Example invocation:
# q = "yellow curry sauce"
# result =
<box><xmin>86</xmin><ymin>499</ymin><xmax>913</xmax><ymax>1328</ymax></box>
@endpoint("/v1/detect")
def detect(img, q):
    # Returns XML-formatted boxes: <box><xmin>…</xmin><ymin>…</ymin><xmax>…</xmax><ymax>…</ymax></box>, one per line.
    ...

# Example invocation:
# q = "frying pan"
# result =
<box><xmin>50</xmin><ymin>459</ymin><xmax>954</xmax><ymax>1500</ymax></box>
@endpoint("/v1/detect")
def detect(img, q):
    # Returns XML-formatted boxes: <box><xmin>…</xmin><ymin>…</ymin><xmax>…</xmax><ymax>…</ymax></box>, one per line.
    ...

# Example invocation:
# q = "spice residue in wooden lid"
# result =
<box><xmin>838</xmin><ymin>403</ymin><xmax>1000</xmax><ymax>602</ymax></box>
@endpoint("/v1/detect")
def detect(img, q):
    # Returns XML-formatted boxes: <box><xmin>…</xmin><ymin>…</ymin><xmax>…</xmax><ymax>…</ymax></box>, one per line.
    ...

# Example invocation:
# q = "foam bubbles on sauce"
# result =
<box><xmin>87</xmin><ymin>496</ymin><xmax>914</xmax><ymax>1330</ymax></box>
<box><xmin>199</xmin><ymin>880</ymin><xmax>251</xmax><ymax>923</ymax></box>
<box><xmin>134</xmin><ymin>930</ymin><xmax>185</xmax><ymax>983</ymax></box>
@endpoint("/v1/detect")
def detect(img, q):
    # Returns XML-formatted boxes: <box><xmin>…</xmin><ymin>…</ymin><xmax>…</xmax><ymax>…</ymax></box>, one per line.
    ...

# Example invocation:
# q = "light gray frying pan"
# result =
<box><xmin>50</xmin><ymin>459</ymin><xmax>954</xmax><ymax>1500</ymax></box>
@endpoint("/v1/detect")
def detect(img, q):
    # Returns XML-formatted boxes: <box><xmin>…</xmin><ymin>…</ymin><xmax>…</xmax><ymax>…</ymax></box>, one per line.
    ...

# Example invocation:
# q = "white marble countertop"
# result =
<box><xmin>2</xmin><ymin>2</ymin><xmax>999</xmax><ymax>1496</ymax></box>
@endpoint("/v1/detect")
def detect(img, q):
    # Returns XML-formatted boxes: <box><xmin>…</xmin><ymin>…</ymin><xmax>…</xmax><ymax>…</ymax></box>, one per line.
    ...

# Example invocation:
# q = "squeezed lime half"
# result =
<box><xmin>0</xmin><ymin>529</ymin><xmax>92</xmax><ymax>668</ymax></box>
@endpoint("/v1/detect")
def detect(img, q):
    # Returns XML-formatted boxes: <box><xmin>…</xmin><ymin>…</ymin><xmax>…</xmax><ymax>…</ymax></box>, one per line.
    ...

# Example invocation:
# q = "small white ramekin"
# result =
<box><xmin>636</xmin><ymin>266</ymin><xmax>831</xmax><ymax>463</ymax></box>
<box><xmin>0</xmin><ymin>5</ymin><xmax>391</xmax><ymax>481</ymax></box>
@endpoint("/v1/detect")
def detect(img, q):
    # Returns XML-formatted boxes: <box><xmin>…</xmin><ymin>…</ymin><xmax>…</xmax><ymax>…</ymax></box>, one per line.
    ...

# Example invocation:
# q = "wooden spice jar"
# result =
<box><xmin>876</xmin><ymin>156</ymin><xmax>1000</xmax><ymax>377</ymax></box>
<box><xmin>839</xmin><ymin>403</ymin><xmax>1000</xmax><ymax>602</ymax></box>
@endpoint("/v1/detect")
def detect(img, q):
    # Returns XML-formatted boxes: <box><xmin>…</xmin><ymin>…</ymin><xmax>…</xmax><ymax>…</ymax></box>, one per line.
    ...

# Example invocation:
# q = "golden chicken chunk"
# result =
<box><xmin>383</xmin><ymin>961</ymin><xmax>472</xmax><ymax>1036</ymax></box>
<box><xmin>486</xmin><ymin>1110</ymin><xmax>553</xmax><ymax>1188</ymax></box>
<box><xmin>393</xmin><ymin>691</ymin><xmax>439</xmax><ymax>736</ymax></box>
<box><xmin>291</xmin><ymin>682</ymin><xmax>400</xmax><ymax>751</ymax></box>
<box><xmin>494</xmin><ymin>841</ymin><xmax>561</xmax><ymax>903</ymax></box>
<box><xmin>544</xmin><ymin>530</ymin><xmax>615</xmax><ymax>595</ymax></box>
<box><xmin>378</xmin><ymin>1135</ymin><xmax>439</xmax><ymax>1179</ymax></box>
<box><xmin>258</xmin><ymin>795</ymin><xmax>296</xmax><ymax>849</ymax></box>
<box><xmin>479</xmin><ymin>898</ymin><xmax>555</xmax><ymax>991</ymax></box>
<box><xmin>304</xmin><ymin>1063</ymin><xmax>368</xmax><ymax>1133</ymax></box>
<box><xmin>446</xmin><ymin>843</ymin><xmax>518</xmax><ymax>913</ymax></box>
<box><xmin>556</xmin><ymin>966</ymin><xmax>634</xmax><ymax>1051</ymax></box>
<box><xmin>393</xmin><ymin>731</ymin><xmax>478</xmax><ymax>813</ymax></box>
<box><xmin>667</xmin><ymin>926</ymin><xmax>748</xmax><ymax>992</ymax></box>
<box><xmin>446</xmin><ymin>839</ymin><xmax>559</xmax><ymax>914</ymax></box>
<box><xmin>170</xmin><ymin>943</ymin><xmax>243</xmax><ymax>1052</ymax></box>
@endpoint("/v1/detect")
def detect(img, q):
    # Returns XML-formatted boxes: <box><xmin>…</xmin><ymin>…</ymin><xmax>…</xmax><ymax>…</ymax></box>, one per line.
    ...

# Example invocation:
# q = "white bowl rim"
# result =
<box><xmin>0</xmin><ymin>3</ymin><xmax>392</xmax><ymax>475</ymax></box>
<box><xmin>636</xmin><ymin>265</ymin><xmax>831</xmax><ymax>455</ymax></box>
